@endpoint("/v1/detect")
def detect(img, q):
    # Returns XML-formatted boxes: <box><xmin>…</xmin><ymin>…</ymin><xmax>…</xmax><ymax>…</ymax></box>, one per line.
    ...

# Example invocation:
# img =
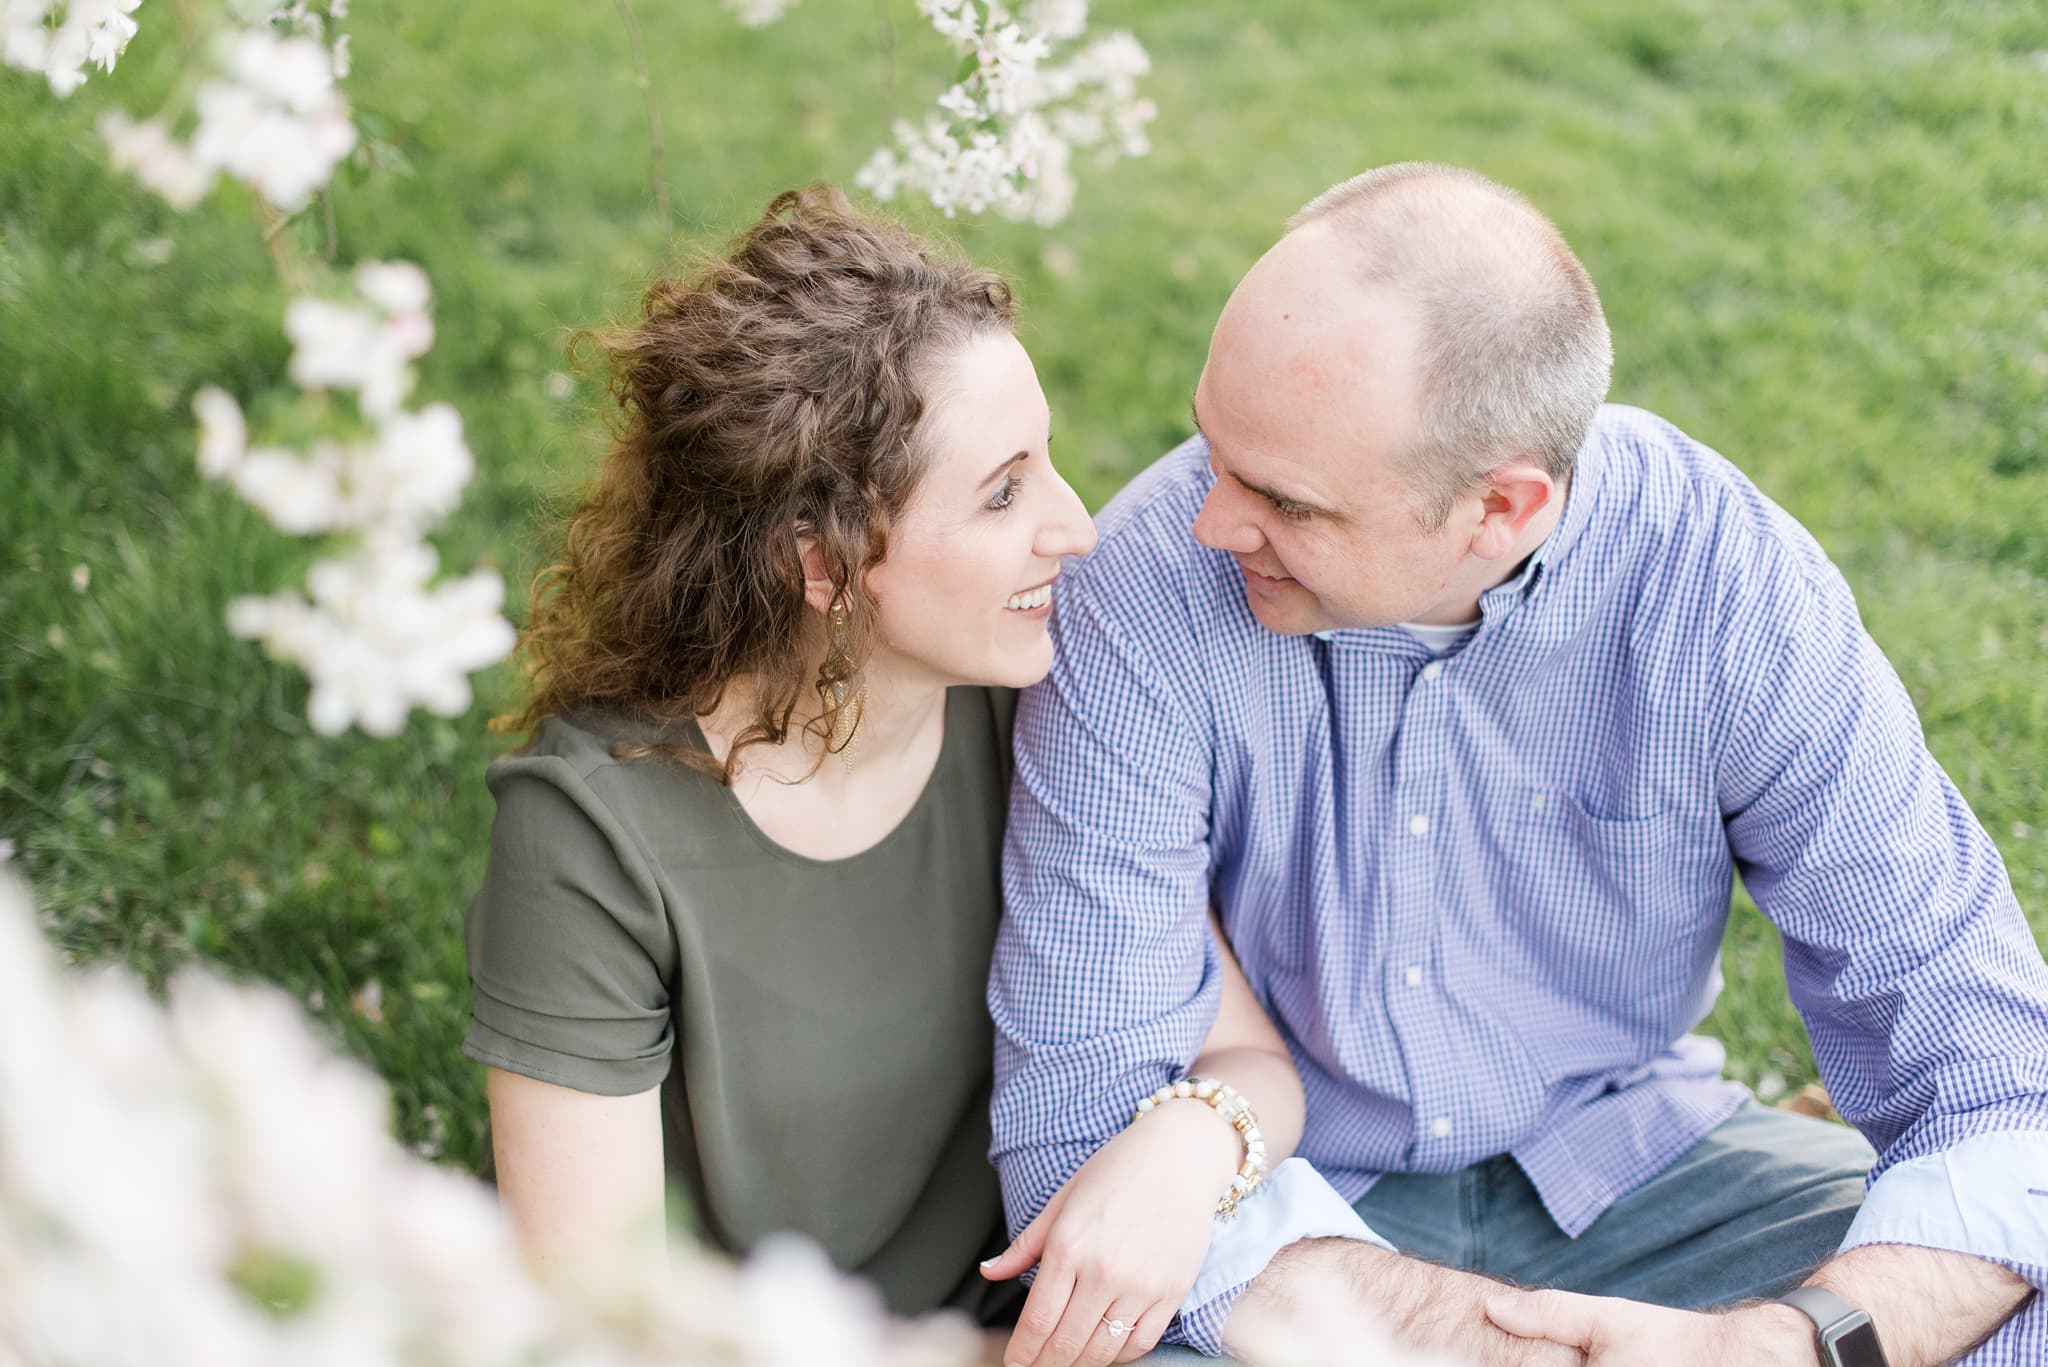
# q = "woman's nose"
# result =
<box><xmin>1038</xmin><ymin>471</ymin><xmax>1097</xmax><ymax>559</ymax></box>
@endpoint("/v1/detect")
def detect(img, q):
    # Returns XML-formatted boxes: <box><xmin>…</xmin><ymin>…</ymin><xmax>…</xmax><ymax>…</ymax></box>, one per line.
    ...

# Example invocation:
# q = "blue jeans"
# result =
<box><xmin>1147</xmin><ymin>1099</ymin><xmax>1874</xmax><ymax>1358</ymax></box>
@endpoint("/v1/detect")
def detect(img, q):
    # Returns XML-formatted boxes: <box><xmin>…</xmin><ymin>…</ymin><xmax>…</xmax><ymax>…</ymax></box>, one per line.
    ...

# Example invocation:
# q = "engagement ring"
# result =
<box><xmin>1101</xmin><ymin>1318</ymin><xmax>1134</xmax><ymax>1339</ymax></box>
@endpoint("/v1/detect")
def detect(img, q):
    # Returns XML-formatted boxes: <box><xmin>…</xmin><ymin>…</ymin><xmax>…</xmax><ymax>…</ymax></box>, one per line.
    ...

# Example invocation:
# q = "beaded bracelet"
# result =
<box><xmin>1132</xmin><ymin>1076</ymin><xmax>1270</xmax><ymax>1219</ymax></box>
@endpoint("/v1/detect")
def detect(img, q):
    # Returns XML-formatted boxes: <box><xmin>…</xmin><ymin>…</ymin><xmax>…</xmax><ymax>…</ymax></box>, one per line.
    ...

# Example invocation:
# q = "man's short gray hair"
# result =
<box><xmin>1290</xmin><ymin>163</ymin><xmax>1613</xmax><ymax>528</ymax></box>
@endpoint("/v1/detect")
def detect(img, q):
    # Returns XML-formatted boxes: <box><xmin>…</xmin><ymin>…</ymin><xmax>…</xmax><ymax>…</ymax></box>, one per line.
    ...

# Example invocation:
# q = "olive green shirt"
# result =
<box><xmin>462</xmin><ymin>686</ymin><xmax>1021</xmax><ymax>1322</ymax></box>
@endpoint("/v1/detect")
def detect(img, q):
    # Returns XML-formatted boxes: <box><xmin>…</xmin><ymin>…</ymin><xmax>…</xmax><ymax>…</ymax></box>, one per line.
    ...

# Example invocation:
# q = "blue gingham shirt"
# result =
<box><xmin>991</xmin><ymin>405</ymin><xmax>2048</xmax><ymax>1358</ymax></box>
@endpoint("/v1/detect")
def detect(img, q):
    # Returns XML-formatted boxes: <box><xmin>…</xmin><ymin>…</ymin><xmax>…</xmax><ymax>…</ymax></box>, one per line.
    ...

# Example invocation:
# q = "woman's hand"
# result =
<box><xmin>980</xmin><ymin>1098</ymin><xmax>1241</xmax><ymax>1367</ymax></box>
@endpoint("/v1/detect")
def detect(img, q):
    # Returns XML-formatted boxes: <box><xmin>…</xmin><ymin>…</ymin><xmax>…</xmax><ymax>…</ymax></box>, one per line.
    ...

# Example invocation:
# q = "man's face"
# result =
<box><xmin>1191</xmin><ymin>225</ymin><xmax>1479</xmax><ymax>633</ymax></box>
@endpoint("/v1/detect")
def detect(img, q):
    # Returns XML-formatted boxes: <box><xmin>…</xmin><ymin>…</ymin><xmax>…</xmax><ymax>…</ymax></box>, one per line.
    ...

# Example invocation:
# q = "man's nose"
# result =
<box><xmin>1192</xmin><ymin>481</ymin><xmax>1260</xmax><ymax>554</ymax></box>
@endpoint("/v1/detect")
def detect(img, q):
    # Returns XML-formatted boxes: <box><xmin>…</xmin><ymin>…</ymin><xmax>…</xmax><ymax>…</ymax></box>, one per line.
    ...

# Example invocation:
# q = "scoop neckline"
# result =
<box><xmin>685</xmin><ymin>686</ymin><xmax>965</xmax><ymax>870</ymax></box>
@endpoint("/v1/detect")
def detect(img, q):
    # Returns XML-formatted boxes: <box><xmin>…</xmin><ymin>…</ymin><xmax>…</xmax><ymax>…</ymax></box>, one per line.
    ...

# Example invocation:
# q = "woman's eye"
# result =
<box><xmin>987</xmin><ymin>473</ymin><xmax>1024</xmax><ymax>511</ymax></box>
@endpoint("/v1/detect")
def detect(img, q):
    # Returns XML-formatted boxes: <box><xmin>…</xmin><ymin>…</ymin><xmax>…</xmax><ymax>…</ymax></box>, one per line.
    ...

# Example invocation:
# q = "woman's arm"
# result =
<box><xmin>1187</xmin><ymin>911</ymin><xmax>1304</xmax><ymax>1163</ymax></box>
<box><xmin>486</xmin><ymin>1067</ymin><xmax>668</xmax><ymax>1285</ymax></box>
<box><xmin>984</xmin><ymin>914</ymin><xmax>1306</xmax><ymax>1367</ymax></box>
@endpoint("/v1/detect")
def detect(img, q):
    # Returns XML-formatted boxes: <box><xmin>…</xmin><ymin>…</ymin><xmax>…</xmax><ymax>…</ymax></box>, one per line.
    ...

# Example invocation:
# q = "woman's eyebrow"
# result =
<box><xmin>979</xmin><ymin>449</ymin><xmax>1030</xmax><ymax>488</ymax></box>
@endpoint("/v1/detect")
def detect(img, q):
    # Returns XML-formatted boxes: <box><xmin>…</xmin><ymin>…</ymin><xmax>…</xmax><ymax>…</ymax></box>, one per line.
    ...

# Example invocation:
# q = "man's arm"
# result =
<box><xmin>1707</xmin><ymin>536</ymin><xmax>2048</xmax><ymax>1359</ymax></box>
<box><xmin>990</xmin><ymin>561</ymin><xmax>1224</xmax><ymax>1235</ymax></box>
<box><xmin>991</xmin><ymin>537</ymin><xmax>1392</xmax><ymax>1358</ymax></box>
<box><xmin>1483</xmin><ymin>1243</ymin><xmax>2033</xmax><ymax>1366</ymax></box>
<box><xmin>1223</xmin><ymin>1240</ymin><xmax>1582</xmax><ymax>1367</ymax></box>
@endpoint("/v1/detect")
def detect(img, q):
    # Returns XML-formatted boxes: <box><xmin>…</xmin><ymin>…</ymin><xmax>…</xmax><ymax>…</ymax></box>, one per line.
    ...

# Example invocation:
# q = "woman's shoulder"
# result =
<box><xmin>485</xmin><ymin>707</ymin><xmax>722</xmax><ymax>828</ymax></box>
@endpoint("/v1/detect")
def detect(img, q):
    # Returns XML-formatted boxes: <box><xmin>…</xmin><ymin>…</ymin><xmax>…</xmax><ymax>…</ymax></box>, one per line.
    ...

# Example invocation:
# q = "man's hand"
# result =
<box><xmin>1487</xmin><ymin>1244</ymin><xmax>2039</xmax><ymax>1367</ymax></box>
<box><xmin>1486</xmin><ymin>1290</ymin><xmax>1815</xmax><ymax>1367</ymax></box>
<box><xmin>1225</xmin><ymin>1240</ymin><xmax>1584</xmax><ymax>1366</ymax></box>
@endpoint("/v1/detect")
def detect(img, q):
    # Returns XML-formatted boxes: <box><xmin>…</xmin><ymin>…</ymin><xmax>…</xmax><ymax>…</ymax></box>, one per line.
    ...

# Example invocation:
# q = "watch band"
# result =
<box><xmin>1778</xmin><ymin>1286</ymin><xmax>1891</xmax><ymax>1367</ymax></box>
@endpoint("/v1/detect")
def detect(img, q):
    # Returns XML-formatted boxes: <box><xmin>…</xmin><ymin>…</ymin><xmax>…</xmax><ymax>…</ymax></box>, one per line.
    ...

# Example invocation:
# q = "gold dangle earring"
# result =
<box><xmin>824</xmin><ymin>597</ymin><xmax>866</xmax><ymax>774</ymax></box>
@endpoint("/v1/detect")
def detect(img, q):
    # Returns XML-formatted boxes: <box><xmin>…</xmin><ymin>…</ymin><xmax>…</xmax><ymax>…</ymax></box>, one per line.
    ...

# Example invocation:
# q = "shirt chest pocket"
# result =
<box><xmin>1493</xmin><ymin>790</ymin><xmax>1729</xmax><ymax>1015</ymax></box>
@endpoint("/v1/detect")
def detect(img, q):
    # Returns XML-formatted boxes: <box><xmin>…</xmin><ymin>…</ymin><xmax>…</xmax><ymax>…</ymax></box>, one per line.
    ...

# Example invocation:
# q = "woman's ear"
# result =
<box><xmin>795</xmin><ymin>527</ymin><xmax>837</xmax><ymax>615</ymax></box>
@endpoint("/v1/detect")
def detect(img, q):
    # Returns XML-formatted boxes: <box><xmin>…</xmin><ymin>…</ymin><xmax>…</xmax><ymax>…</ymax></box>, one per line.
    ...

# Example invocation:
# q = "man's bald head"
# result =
<box><xmin>1288</xmin><ymin>163</ymin><xmax>1612</xmax><ymax>527</ymax></box>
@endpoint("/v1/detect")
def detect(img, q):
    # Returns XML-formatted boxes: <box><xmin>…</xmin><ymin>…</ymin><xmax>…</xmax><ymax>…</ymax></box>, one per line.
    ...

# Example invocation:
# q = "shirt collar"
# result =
<box><xmin>1532</xmin><ymin>418</ymin><xmax>1607</xmax><ymax>584</ymax></box>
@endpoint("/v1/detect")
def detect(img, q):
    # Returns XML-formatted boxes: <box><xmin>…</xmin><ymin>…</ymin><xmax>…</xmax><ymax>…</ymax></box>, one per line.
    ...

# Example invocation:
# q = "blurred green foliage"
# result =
<box><xmin>2</xmin><ymin>0</ymin><xmax>2044</xmax><ymax>1172</ymax></box>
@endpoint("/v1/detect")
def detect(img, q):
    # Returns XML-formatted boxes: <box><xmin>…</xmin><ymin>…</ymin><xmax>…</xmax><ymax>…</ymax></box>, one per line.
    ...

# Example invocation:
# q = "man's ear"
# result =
<box><xmin>795</xmin><ymin>527</ymin><xmax>837</xmax><ymax>615</ymax></box>
<box><xmin>1467</xmin><ymin>462</ymin><xmax>1557</xmax><ymax>562</ymax></box>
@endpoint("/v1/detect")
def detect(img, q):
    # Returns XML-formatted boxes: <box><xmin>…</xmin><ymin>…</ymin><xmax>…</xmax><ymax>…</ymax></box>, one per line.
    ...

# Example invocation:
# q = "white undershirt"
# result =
<box><xmin>1395</xmin><ymin>618</ymin><xmax>1480</xmax><ymax>654</ymax></box>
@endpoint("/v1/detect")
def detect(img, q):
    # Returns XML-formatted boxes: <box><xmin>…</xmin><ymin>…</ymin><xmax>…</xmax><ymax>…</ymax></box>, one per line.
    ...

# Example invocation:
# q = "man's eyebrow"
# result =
<box><xmin>1191</xmin><ymin>398</ymin><xmax>1337</xmax><ymax>516</ymax></box>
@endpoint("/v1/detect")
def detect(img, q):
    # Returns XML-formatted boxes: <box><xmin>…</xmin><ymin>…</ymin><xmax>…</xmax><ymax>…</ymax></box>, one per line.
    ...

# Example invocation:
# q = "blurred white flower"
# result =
<box><xmin>2</xmin><ymin>0</ymin><xmax>142</xmax><ymax>96</ymax></box>
<box><xmin>99</xmin><ymin>111</ymin><xmax>217</xmax><ymax>209</ymax></box>
<box><xmin>284</xmin><ymin>264</ymin><xmax>433</xmax><ymax>418</ymax></box>
<box><xmin>200</xmin><ymin>263</ymin><xmax>512</xmax><ymax>738</ymax></box>
<box><xmin>917</xmin><ymin>0</ymin><xmax>978</xmax><ymax>44</ymax></box>
<box><xmin>1028</xmin><ymin>0</ymin><xmax>1087</xmax><ymax>41</ymax></box>
<box><xmin>725</xmin><ymin>0</ymin><xmax>795</xmax><ymax>25</ymax></box>
<box><xmin>189</xmin><ymin>33</ymin><xmax>357</xmax><ymax>213</ymax></box>
<box><xmin>860</xmin><ymin>0</ymin><xmax>1153</xmax><ymax>225</ymax></box>
<box><xmin>353</xmin><ymin>259</ymin><xmax>430</xmax><ymax>314</ymax></box>
<box><xmin>226</xmin><ymin>441</ymin><xmax>346</xmax><ymax>534</ymax></box>
<box><xmin>228</xmin><ymin>540</ymin><xmax>514</xmax><ymax>736</ymax></box>
<box><xmin>192</xmin><ymin>385</ymin><xmax>248</xmax><ymax>478</ymax></box>
<box><xmin>101</xmin><ymin>23</ymin><xmax>355</xmax><ymax>214</ymax></box>
<box><xmin>1</xmin><ymin>866</ymin><xmax>988</xmax><ymax>1367</ymax></box>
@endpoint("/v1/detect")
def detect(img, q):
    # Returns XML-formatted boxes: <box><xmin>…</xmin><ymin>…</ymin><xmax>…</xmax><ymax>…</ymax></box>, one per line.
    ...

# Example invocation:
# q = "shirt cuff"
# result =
<box><xmin>1164</xmin><ymin>1157</ymin><xmax>1394</xmax><ymax>1355</ymax></box>
<box><xmin>1841</xmin><ymin>1130</ymin><xmax>2048</xmax><ymax>1289</ymax></box>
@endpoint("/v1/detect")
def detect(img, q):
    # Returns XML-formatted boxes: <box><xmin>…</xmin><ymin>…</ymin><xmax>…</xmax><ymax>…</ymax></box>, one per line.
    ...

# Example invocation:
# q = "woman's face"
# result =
<box><xmin>862</xmin><ymin>330</ymin><xmax>1097</xmax><ymax>692</ymax></box>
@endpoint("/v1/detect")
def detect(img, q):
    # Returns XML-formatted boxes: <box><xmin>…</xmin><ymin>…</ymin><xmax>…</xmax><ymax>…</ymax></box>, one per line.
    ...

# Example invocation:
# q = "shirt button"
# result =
<box><xmin>1407</xmin><ymin>813</ymin><xmax>1430</xmax><ymax>837</ymax></box>
<box><xmin>1419</xmin><ymin>661</ymin><xmax>1443</xmax><ymax>683</ymax></box>
<box><xmin>1404</xmin><ymin>965</ymin><xmax>1423</xmax><ymax>987</ymax></box>
<box><xmin>1430</xmin><ymin>1116</ymin><xmax>1453</xmax><ymax>1138</ymax></box>
<box><xmin>1530</xmin><ymin>792</ymin><xmax>1547</xmax><ymax>813</ymax></box>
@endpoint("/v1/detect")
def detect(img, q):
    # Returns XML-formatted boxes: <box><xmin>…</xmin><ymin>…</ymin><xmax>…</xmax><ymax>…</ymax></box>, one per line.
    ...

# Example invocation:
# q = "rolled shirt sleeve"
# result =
<box><xmin>992</xmin><ymin>550</ymin><xmax>1390</xmax><ymax>1355</ymax></box>
<box><xmin>1716</xmin><ymin>521</ymin><xmax>2048</xmax><ymax>1358</ymax></box>
<box><xmin>1168</xmin><ymin>1158</ymin><xmax>1394</xmax><ymax>1354</ymax></box>
<box><xmin>462</xmin><ymin>752</ymin><xmax>677</xmax><ymax>1096</ymax></box>
<box><xmin>991</xmin><ymin>568</ymin><xmax>1224</xmax><ymax>1230</ymax></box>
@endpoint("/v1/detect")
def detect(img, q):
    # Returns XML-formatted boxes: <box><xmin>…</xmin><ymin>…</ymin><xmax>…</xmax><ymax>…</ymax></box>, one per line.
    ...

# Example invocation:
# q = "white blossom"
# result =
<box><xmin>228</xmin><ymin>540</ymin><xmax>515</xmax><ymax>736</ymax></box>
<box><xmin>0</xmin><ymin>866</ymin><xmax>1001</xmax><ymax>1366</ymax></box>
<box><xmin>1</xmin><ymin>0</ymin><xmax>142</xmax><ymax>96</ymax></box>
<box><xmin>724</xmin><ymin>0</ymin><xmax>795</xmax><ymax>25</ymax></box>
<box><xmin>220</xmin><ymin>403</ymin><xmax>472</xmax><ymax>539</ymax></box>
<box><xmin>197</xmin><ymin>264</ymin><xmax>511</xmax><ymax>738</ymax></box>
<box><xmin>225</xmin><ymin>440</ymin><xmax>346</xmax><ymax>534</ymax></box>
<box><xmin>99</xmin><ymin>22</ymin><xmax>355</xmax><ymax>214</ymax></box>
<box><xmin>860</xmin><ymin>0</ymin><xmax>1154</xmax><ymax>225</ymax></box>
<box><xmin>192</xmin><ymin>385</ymin><xmax>248</xmax><ymax>478</ymax></box>
<box><xmin>98</xmin><ymin>111</ymin><xmax>216</xmax><ymax>208</ymax></box>
<box><xmin>1027</xmin><ymin>0</ymin><xmax>1087</xmax><ymax>41</ymax></box>
<box><xmin>283</xmin><ymin>262</ymin><xmax>434</xmax><ymax>418</ymax></box>
<box><xmin>188</xmin><ymin>32</ymin><xmax>356</xmax><ymax>212</ymax></box>
<box><xmin>353</xmin><ymin>259</ymin><xmax>430</xmax><ymax>314</ymax></box>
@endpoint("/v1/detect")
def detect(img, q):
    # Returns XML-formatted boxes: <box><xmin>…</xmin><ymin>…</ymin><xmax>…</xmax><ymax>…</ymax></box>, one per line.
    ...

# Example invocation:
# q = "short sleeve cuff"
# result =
<box><xmin>463</xmin><ymin>982</ymin><xmax>672</xmax><ymax>1097</ymax></box>
<box><xmin>1164</xmin><ymin>1157</ymin><xmax>1393</xmax><ymax>1355</ymax></box>
<box><xmin>1842</xmin><ymin>1130</ymin><xmax>2048</xmax><ymax>1290</ymax></box>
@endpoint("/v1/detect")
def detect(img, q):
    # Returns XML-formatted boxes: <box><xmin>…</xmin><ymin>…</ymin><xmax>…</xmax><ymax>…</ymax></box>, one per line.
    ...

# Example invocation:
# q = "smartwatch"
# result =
<box><xmin>1777</xmin><ymin>1286</ymin><xmax>1890</xmax><ymax>1367</ymax></box>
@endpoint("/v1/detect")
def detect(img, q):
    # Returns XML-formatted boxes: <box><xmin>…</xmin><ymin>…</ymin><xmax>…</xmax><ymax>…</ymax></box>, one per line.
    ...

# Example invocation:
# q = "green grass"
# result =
<box><xmin>3</xmin><ymin>0</ymin><xmax>2044</xmax><ymax>1172</ymax></box>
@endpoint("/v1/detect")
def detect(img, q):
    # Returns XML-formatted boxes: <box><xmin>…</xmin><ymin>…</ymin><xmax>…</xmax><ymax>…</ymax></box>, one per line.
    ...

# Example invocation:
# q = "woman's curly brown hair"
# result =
<box><xmin>496</xmin><ymin>185</ymin><xmax>1016</xmax><ymax>782</ymax></box>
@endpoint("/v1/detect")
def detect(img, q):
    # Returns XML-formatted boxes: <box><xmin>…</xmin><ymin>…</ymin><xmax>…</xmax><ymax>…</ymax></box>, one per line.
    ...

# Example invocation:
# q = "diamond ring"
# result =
<box><xmin>1102</xmin><ymin>1317</ymin><xmax>1135</xmax><ymax>1339</ymax></box>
